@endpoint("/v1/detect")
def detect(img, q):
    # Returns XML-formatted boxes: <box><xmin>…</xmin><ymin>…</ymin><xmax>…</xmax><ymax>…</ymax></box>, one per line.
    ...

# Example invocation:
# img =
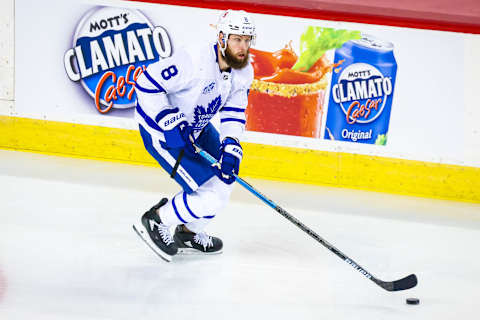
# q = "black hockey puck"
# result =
<box><xmin>406</xmin><ymin>298</ymin><xmax>420</xmax><ymax>305</ymax></box>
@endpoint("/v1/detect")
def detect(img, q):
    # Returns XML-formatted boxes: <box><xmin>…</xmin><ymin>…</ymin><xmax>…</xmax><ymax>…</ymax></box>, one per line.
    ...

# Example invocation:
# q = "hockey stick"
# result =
<box><xmin>194</xmin><ymin>144</ymin><xmax>418</xmax><ymax>292</ymax></box>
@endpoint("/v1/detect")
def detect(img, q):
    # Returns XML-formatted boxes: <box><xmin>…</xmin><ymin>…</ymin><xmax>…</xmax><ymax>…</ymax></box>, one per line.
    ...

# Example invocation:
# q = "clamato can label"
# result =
<box><xmin>324</xmin><ymin>35</ymin><xmax>397</xmax><ymax>145</ymax></box>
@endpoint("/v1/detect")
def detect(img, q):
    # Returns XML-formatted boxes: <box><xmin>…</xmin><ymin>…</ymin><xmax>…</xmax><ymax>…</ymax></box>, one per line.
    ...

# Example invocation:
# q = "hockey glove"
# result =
<box><xmin>158</xmin><ymin>107</ymin><xmax>196</xmax><ymax>155</ymax></box>
<box><xmin>214</xmin><ymin>137</ymin><xmax>243</xmax><ymax>184</ymax></box>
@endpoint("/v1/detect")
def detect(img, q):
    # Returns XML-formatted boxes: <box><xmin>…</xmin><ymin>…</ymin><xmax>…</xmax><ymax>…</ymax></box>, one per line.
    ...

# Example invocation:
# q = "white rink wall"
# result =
<box><xmin>0</xmin><ymin>0</ymin><xmax>14</xmax><ymax>110</ymax></box>
<box><xmin>464</xmin><ymin>35</ymin><xmax>480</xmax><ymax>166</ymax></box>
<box><xmin>1</xmin><ymin>0</ymin><xmax>480</xmax><ymax>168</ymax></box>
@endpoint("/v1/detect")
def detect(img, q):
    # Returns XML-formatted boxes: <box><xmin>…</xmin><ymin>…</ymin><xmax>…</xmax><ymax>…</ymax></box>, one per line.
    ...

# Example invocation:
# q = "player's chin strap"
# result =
<box><xmin>192</xmin><ymin>142</ymin><xmax>418</xmax><ymax>292</ymax></box>
<box><xmin>218</xmin><ymin>39</ymin><xmax>227</xmax><ymax>57</ymax></box>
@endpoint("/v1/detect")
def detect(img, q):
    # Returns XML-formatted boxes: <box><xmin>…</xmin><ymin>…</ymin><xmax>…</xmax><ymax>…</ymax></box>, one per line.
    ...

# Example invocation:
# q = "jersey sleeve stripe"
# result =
<box><xmin>135</xmin><ymin>82</ymin><xmax>166</xmax><ymax>94</ymax></box>
<box><xmin>136</xmin><ymin>103</ymin><xmax>163</xmax><ymax>132</ymax></box>
<box><xmin>143</xmin><ymin>69</ymin><xmax>167</xmax><ymax>93</ymax></box>
<box><xmin>220</xmin><ymin>118</ymin><xmax>246</xmax><ymax>124</ymax></box>
<box><xmin>221</xmin><ymin>107</ymin><xmax>245</xmax><ymax>112</ymax></box>
<box><xmin>154</xmin><ymin>107</ymin><xmax>180</xmax><ymax>124</ymax></box>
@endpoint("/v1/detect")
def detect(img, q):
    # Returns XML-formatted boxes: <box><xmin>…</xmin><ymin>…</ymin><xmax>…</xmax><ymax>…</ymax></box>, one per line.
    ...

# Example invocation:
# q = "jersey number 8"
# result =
<box><xmin>161</xmin><ymin>65</ymin><xmax>178</xmax><ymax>80</ymax></box>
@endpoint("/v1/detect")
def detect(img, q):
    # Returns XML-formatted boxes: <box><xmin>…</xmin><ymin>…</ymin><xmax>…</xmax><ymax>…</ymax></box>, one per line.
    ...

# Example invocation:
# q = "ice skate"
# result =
<box><xmin>133</xmin><ymin>198</ymin><xmax>178</xmax><ymax>262</ymax></box>
<box><xmin>174</xmin><ymin>225</ymin><xmax>223</xmax><ymax>254</ymax></box>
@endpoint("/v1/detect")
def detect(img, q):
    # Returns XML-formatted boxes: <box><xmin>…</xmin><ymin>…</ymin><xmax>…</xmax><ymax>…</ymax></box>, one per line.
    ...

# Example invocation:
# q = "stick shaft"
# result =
<box><xmin>196</xmin><ymin>146</ymin><xmax>417</xmax><ymax>291</ymax></box>
<box><xmin>197</xmin><ymin>148</ymin><xmax>374</xmax><ymax>278</ymax></box>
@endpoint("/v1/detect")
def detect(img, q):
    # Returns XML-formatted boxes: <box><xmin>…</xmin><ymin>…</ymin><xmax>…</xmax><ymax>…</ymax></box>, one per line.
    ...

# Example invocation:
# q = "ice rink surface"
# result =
<box><xmin>0</xmin><ymin>149</ymin><xmax>479</xmax><ymax>319</ymax></box>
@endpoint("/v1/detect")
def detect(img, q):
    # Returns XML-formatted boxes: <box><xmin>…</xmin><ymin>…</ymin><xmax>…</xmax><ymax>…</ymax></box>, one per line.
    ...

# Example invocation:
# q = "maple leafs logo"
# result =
<box><xmin>193</xmin><ymin>95</ymin><xmax>222</xmax><ymax>130</ymax></box>
<box><xmin>208</xmin><ymin>95</ymin><xmax>222</xmax><ymax>113</ymax></box>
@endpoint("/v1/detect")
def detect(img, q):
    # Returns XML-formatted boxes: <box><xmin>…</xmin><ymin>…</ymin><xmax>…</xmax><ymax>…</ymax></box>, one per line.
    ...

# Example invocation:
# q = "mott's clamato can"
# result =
<box><xmin>324</xmin><ymin>34</ymin><xmax>397</xmax><ymax>145</ymax></box>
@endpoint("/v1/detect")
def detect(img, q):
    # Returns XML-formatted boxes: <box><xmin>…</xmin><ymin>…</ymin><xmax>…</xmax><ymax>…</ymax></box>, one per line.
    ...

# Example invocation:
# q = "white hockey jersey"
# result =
<box><xmin>134</xmin><ymin>42</ymin><xmax>253</xmax><ymax>144</ymax></box>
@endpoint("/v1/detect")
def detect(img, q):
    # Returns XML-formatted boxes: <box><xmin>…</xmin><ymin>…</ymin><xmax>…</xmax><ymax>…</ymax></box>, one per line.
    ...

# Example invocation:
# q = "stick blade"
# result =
<box><xmin>378</xmin><ymin>273</ymin><xmax>418</xmax><ymax>291</ymax></box>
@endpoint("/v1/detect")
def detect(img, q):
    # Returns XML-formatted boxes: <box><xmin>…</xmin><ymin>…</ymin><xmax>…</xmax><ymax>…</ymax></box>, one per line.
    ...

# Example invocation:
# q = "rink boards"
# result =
<box><xmin>1</xmin><ymin>0</ymin><xmax>480</xmax><ymax>203</ymax></box>
<box><xmin>1</xmin><ymin>115</ymin><xmax>479</xmax><ymax>203</ymax></box>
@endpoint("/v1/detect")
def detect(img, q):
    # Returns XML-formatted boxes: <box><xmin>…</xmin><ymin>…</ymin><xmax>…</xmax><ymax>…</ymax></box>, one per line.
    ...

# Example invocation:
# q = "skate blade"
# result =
<box><xmin>177</xmin><ymin>247</ymin><xmax>223</xmax><ymax>255</ymax></box>
<box><xmin>132</xmin><ymin>224</ymin><xmax>173</xmax><ymax>263</ymax></box>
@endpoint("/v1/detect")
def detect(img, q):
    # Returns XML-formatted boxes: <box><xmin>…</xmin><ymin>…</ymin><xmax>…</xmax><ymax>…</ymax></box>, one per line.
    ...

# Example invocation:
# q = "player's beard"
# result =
<box><xmin>224</xmin><ymin>46</ymin><xmax>250</xmax><ymax>70</ymax></box>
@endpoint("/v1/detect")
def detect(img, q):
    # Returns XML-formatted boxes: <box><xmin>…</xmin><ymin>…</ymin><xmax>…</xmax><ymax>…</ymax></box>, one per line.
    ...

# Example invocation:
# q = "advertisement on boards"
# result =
<box><xmin>246</xmin><ymin>28</ymin><xmax>397</xmax><ymax>145</ymax></box>
<box><xmin>63</xmin><ymin>6</ymin><xmax>172</xmax><ymax>116</ymax></box>
<box><xmin>323</xmin><ymin>35</ymin><xmax>397</xmax><ymax>145</ymax></box>
<box><xmin>61</xmin><ymin>5</ymin><xmax>397</xmax><ymax>145</ymax></box>
<box><xmin>15</xmin><ymin>0</ymin><xmax>467</xmax><ymax>161</ymax></box>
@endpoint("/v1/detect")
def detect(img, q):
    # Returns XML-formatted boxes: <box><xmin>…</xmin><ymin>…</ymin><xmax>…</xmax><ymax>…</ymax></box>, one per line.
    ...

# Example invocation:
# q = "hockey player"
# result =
<box><xmin>132</xmin><ymin>9</ymin><xmax>256</xmax><ymax>262</ymax></box>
